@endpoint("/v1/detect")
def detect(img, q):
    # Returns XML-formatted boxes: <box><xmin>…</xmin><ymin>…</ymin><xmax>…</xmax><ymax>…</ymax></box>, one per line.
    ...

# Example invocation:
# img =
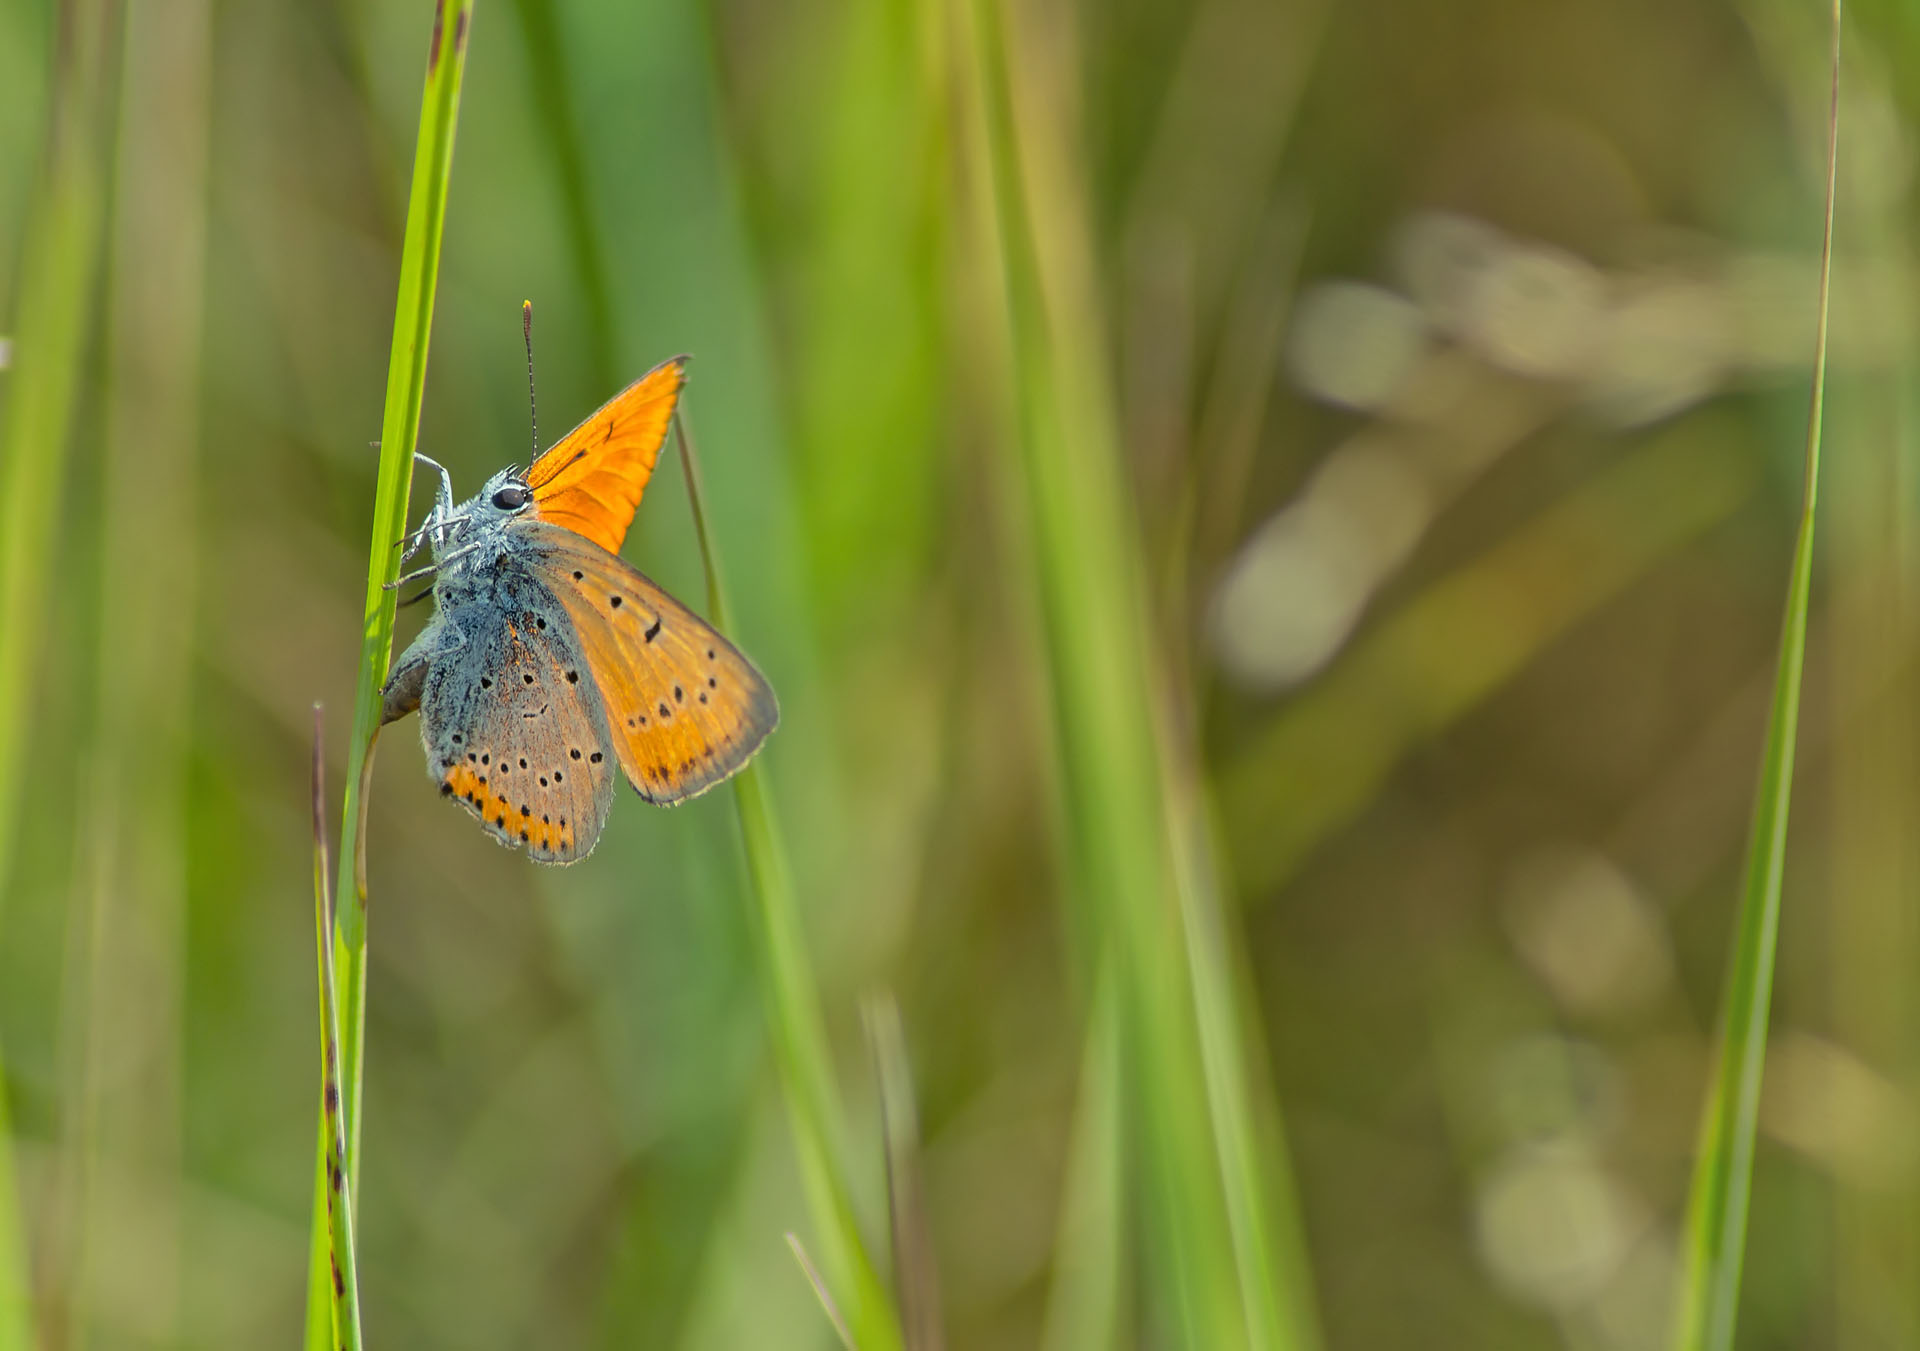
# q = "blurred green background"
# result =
<box><xmin>0</xmin><ymin>0</ymin><xmax>1907</xmax><ymax>1346</ymax></box>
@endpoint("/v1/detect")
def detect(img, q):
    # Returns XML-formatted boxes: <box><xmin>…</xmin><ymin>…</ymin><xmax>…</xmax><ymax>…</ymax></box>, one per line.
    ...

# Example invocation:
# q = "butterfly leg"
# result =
<box><xmin>414</xmin><ymin>452</ymin><xmax>455</xmax><ymax>533</ymax></box>
<box><xmin>382</xmin><ymin>618</ymin><xmax>459</xmax><ymax>725</ymax></box>
<box><xmin>397</xmin><ymin>521</ymin><xmax>435</xmax><ymax>565</ymax></box>
<box><xmin>386</xmin><ymin>560</ymin><xmax>441</xmax><ymax>592</ymax></box>
<box><xmin>384</xmin><ymin>539</ymin><xmax>486</xmax><ymax>592</ymax></box>
<box><xmin>398</xmin><ymin>452</ymin><xmax>459</xmax><ymax>564</ymax></box>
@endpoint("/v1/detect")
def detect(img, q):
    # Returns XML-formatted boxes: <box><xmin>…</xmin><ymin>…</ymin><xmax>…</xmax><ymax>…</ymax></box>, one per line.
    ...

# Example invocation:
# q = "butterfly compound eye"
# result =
<box><xmin>492</xmin><ymin>485</ymin><xmax>530</xmax><ymax>511</ymax></box>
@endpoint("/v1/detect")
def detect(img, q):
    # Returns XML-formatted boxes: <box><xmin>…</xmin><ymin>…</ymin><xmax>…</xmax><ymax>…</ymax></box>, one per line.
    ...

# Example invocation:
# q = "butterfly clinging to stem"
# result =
<box><xmin>379</xmin><ymin>303</ymin><xmax>778</xmax><ymax>863</ymax></box>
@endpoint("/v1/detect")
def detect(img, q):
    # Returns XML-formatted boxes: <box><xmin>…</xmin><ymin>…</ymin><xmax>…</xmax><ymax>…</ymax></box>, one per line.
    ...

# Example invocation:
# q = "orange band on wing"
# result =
<box><xmin>526</xmin><ymin>357</ymin><xmax>687</xmax><ymax>556</ymax></box>
<box><xmin>515</xmin><ymin>522</ymin><xmax>778</xmax><ymax>806</ymax></box>
<box><xmin>442</xmin><ymin>761</ymin><xmax>579</xmax><ymax>857</ymax></box>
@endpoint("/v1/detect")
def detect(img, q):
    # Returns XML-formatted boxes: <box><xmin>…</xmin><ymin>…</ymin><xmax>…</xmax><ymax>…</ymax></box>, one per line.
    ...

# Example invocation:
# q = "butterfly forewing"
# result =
<box><xmin>525</xmin><ymin>356</ymin><xmax>686</xmax><ymax>556</ymax></box>
<box><xmin>418</xmin><ymin>582</ymin><xmax>620</xmax><ymax>862</ymax></box>
<box><xmin>518</xmin><ymin>522</ymin><xmax>778</xmax><ymax>804</ymax></box>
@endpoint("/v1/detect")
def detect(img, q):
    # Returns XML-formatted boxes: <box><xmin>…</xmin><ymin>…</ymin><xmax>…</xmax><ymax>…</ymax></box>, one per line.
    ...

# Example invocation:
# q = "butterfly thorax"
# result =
<box><xmin>419</xmin><ymin>465</ymin><xmax>543</xmax><ymax>588</ymax></box>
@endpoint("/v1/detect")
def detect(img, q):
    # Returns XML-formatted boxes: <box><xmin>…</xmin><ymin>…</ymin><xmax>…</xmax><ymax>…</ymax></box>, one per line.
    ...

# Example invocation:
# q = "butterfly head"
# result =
<box><xmin>463</xmin><ymin>466</ymin><xmax>538</xmax><ymax>527</ymax></box>
<box><xmin>416</xmin><ymin>466</ymin><xmax>538</xmax><ymax>573</ymax></box>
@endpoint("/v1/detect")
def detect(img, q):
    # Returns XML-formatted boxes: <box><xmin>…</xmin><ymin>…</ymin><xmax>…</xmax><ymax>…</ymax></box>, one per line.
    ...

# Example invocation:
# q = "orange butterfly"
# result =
<box><xmin>381</xmin><ymin>353</ymin><xmax>777</xmax><ymax>862</ymax></box>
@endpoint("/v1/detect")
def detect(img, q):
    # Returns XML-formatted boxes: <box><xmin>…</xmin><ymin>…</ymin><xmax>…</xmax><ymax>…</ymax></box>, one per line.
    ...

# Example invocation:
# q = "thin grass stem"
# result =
<box><xmin>1038</xmin><ymin>974</ymin><xmax>1125</xmax><ymax>1351</ymax></box>
<box><xmin>1669</xmin><ymin>4</ymin><xmax>1840</xmax><ymax>1349</ymax></box>
<box><xmin>0</xmin><ymin>4</ymin><xmax>119</xmax><ymax>1344</ymax></box>
<box><xmin>787</xmin><ymin>1234</ymin><xmax>859</xmax><ymax>1351</ymax></box>
<box><xmin>1169</xmin><ymin>780</ymin><xmax>1322</xmax><ymax>1351</ymax></box>
<box><xmin>57</xmin><ymin>6</ymin><xmax>215</xmax><ymax>1340</ymax></box>
<box><xmin>864</xmin><ymin>995</ymin><xmax>944</xmax><ymax>1351</ymax></box>
<box><xmin>956</xmin><ymin>0</ymin><xmax>1313</xmax><ymax>1345</ymax></box>
<box><xmin>0</xmin><ymin>1079</ymin><xmax>19</xmax><ymax>1351</ymax></box>
<box><xmin>674</xmin><ymin>417</ymin><xmax>903</xmax><ymax>1351</ymax></box>
<box><xmin>302</xmin><ymin>2</ymin><xmax>478</xmax><ymax>1341</ymax></box>
<box><xmin>312</xmin><ymin>709</ymin><xmax>364</xmax><ymax>1350</ymax></box>
<box><xmin>506</xmin><ymin>0</ymin><xmax>619</xmax><ymax>397</ymax></box>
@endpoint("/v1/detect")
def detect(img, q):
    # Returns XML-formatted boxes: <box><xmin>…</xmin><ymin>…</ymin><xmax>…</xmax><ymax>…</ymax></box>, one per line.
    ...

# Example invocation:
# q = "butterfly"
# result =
<box><xmin>379</xmin><ymin>354</ymin><xmax>778</xmax><ymax>863</ymax></box>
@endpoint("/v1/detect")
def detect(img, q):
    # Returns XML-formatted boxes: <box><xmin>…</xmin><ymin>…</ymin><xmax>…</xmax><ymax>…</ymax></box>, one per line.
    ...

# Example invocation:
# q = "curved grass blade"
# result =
<box><xmin>302</xmin><ymin>2</ymin><xmax>478</xmax><ymax>1341</ymax></box>
<box><xmin>675</xmin><ymin>418</ymin><xmax>903</xmax><ymax>1351</ymax></box>
<box><xmin>1669</xmin><ymin>5</ymin><xmax>1841</xmax><ymax>1349</ymax></box>
<box><xmin>311</xmin><ymin>709</ymin><xmax>364</xmax><ymax>1351</ymax></box>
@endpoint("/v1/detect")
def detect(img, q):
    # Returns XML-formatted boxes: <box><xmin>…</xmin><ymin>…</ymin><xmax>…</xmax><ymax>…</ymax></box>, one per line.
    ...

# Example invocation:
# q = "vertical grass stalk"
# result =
<box><xmin>865</xmin><ymin>995</ymin><xmax>944</xmax><ymax>1351</ymax></box>
<box><xmin>1669</xmin><ymin>5</ymin><xmax>1840</xmax><ymax>1349</ymax></box>
<box><xmin>1038</xmin><ymin>975</ymin><xmax>1125</xmax><ymax>1351</ymax></box>
<box><xmin>958</xmin><ymin>1</ymin><xmax>1315</xmax><ymax>1346</ymax></box>
<box><xmin>0</xmin><ymin>0</ymin><xmax>114</xmax><ymax>906</ymax></box>
<box><xmin>505</xmin><ymin>0</ymin><xmax>619</xmax><ymax>396</ymax></box>
<box><xmin>312</xmin><ymin>710</ymin><xmax>365</xmax><ymax>1350</ymax></box>
<box><xmin>786</xmin><ymin>1234</ymin><xmax>858</xmax><ymax>1351</ymax></box>
<box><xmin>0</xmin><ymin>4</ymin><xmax>119</xmax><ymax>1345</ymax></box>
<box><xmin>58</xmin><ymin>4</ymin><xmax>214</xmax><ymax>1341</ymax></box>
<box><xmin>0</xmin><ymin>1080</ymin><xmax>21</xmax><ymax>1351</ymax></box>
<box><xmin>302</xmin><ymin>1</ymin><xmax>477</xmax><ymax>1341</ymax></box>
<box><xmin>1170</xmin><ymin>780</ymin><xmax>1322</xmax><ymax>1351</ymax></box>
<box><xmin>675</xmin><ymin>419</ymin><xmax>903</xmax><ymax>1351</ymax></box>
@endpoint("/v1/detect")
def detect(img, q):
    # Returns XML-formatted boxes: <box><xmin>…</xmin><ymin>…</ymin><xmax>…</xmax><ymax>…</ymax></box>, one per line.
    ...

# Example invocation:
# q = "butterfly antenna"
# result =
<box><xmin>522</xmin><ymin>300</ymin><xmax>538</xmax><ymax>458</ymax></box>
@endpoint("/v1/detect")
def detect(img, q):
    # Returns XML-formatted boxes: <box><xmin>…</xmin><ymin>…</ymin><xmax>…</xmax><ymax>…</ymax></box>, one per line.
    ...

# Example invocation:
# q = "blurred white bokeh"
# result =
<box><xmin>1474</xmin><ymin>1136</ymin><xmax>1645</xmax><ymax>1310</ymax></box>
<box><xmin>1504</xmin><ymin>846</ymin><xmax>1676</xmax><ymax>1022</ymax></box>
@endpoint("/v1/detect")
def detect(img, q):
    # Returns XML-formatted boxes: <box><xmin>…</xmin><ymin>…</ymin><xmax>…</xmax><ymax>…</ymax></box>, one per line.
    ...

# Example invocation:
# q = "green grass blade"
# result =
<box><xmin>1038</xmin><ymin>973</ymin><xmax>1125</xmax><ymax>1351</ymax></box>
<box><xmin>302</xmin><ymin>1111</ymin><xmax>333</xmax><ymax>1351</ymax></box>
<box><xmin>335</xmin><ymin>0</ymin><xmax>477</xmax><ymax>952</ymax></box>
<box><xmin>303</xmin><ymin>2</ymin><xmax>478</xmax><ymax>1341</ymax></box>
<box><xmin>58</xmin><ymin>2</ymin><xmax>212</xmax><ymax>1339</ymax></box>
<box><xmin>1172</xmin><ymin>787</ymin><xmax>1322</xmax><ymax>1351</ymax></box>
<box><xmin>1669</xmin><ymin>5</ymin><xmax>1840</xmax><ymax>1349</ymax></box>
<box><xmin>0</xmin><ymin>0</ymin><xmax>113</xmax><ymax>908</ymax></box>
<box><xmin>675</xmin><ymin>418</ymin><xmax>903</xmax><ymax>1351</ymax></box>
<box><xmin>956</xmin><ymin>1</ymin><xmax>1315</xmax><ymax>1346</ymax></box>
<box><xmin>312</xmin><ymin>710</ymin><xmax>364</xmax><ymax>1351</ymax></box>
<box><xmin>786</xmin><ymin>1234</ymin><xmax>859</xmax><ymax>1351</ymax></box>
<box><xmin>0</xmin><ymin>5</ymin><xmax>118</xmax><ymax>1346</ymax></box>
<box><xmin>505</xmin><ymin>0</ymin><xmax>619</xmax><ymax>398</ymax></box>
<box><xmin>0</xmin><ymin>1078</ymin><xmax>19</xmax><ymax>1351</ymax></box>
<box><xmin>864</xmin><ymin>995</ymin><xmax>944</xmax><ymax>1351</ymax></box>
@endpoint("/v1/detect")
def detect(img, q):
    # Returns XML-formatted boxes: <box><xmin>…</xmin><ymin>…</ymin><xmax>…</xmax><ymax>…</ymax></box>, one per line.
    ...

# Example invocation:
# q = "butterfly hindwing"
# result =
<box><xmin>525</xmin><ymin>356</ymin><xmax>686</xmax><ymax>557</ymax></box>
<box><xmin>515</xmin><ymin>521</ymin><xmax>778</xmax><ymax>804</ymax></box>
<box><xmin>415</xmin><ymin>572</ymin><xmax>620</xmax><ymax>862</ymax></box>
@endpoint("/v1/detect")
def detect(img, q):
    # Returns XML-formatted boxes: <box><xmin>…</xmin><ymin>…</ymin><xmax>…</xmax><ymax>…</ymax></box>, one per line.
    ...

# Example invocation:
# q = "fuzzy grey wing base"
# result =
<box><xmin>390</xmin><ymin>569</ymin><xmax>620</xmax><ymax>863</ymax></box>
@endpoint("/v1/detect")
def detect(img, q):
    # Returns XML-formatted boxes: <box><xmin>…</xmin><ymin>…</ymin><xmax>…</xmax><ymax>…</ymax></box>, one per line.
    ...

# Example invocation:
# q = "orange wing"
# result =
<box><xmin>526</xmin><ymin>356</ymin><xmax>688</xmax><ymax>556</ymax></box>
<box><xmin>518</xmin><ymin>522</ymin><xmax>778</xmax><ymax>804</ymax></box>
